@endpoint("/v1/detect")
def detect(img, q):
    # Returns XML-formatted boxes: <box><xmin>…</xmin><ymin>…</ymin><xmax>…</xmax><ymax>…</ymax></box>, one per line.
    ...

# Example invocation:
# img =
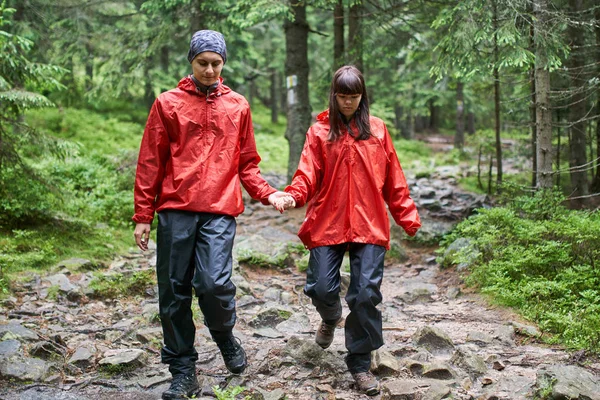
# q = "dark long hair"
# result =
<box><xmin>328</xmin><ymin>65</ymin><xmax>371</xmax><ymax>141</ymax></box>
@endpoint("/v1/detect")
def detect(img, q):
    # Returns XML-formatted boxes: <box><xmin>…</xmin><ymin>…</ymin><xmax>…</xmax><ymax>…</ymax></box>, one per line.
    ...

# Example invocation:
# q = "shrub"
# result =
<box><xmin>439</xmin><ymin>189</ymin><xmax>600</xmax><ymax>353</ymax></box>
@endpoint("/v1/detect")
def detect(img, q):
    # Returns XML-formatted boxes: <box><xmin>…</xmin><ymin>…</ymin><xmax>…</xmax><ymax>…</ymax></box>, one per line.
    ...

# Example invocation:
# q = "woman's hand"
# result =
<box><xmin>134</xmin><ymin>223</ymin><xmax>151</xmax><ymax>251</ymax></box>
<box><xmin>268</xmin><ymin>191</ymin><xmax>296</xmax><ymax>213</ymax></box>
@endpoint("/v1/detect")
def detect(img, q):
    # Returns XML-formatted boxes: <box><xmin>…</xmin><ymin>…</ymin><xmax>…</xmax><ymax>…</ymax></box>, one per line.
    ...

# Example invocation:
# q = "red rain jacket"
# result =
<box><xmin>285</xmin><ymin>110</ymin><xmax>421</xmax><ymax>250</ymax></box>
<box><xmin>133</xmin><ymin>76</ymin><xmax>276</xmax><ymax>223</ymax></box>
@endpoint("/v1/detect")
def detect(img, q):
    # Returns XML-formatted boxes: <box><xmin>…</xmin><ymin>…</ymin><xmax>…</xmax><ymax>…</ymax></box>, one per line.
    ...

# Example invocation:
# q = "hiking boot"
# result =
<box><xmin>352</xmin><ymin>371</ymin><xmax>380</xmax><ymax>396</ymax></box>
<box><xmin>315</xmin><ymin>319</ymin><xmax>340</xmax><ymax>349</ymax></box>
<box><xmin>215</xmin><ymin>336</ymin><xmax>247</xmax><ymax>374</ymax></box>
<box><xmin>162</xmin><ymin>373</ymin><xmax>199</xmax><ymax>400</ymax></box>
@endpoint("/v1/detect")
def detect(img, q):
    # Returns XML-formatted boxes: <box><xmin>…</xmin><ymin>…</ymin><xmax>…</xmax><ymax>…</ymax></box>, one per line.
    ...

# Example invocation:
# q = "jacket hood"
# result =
<box><xmin>177</xmin><ymin>75</ymin><xmax>231</xmax><ymax>96</ymax></box>
<box><xmin>316</xmin><ymin>110</ymin><xmax>330</xmax><ymax>123</ymax></box>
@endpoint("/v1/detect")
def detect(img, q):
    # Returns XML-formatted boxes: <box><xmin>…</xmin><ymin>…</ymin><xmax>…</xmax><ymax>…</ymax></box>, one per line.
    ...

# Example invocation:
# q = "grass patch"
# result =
<box><xmin>88</xmin><ymin>269</ymin><xmax>156</xmax><ymax>299</ymax></box>
<box><xmin>0</xmin><ymin>222</ymin><xmax>132</xmax><ymax>295</ymax></box>
<box><xmin>439</xmin><ymin>189</ymin><xmax>600</xmax><ymax>353</ymax></box>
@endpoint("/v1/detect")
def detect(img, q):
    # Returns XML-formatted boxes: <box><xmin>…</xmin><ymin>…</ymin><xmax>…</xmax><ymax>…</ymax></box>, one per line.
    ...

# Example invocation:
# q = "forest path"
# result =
<box><xmin>1</xmin><ymin>147</ymin><xmax>599</xmax><ymax>399</ymax></box>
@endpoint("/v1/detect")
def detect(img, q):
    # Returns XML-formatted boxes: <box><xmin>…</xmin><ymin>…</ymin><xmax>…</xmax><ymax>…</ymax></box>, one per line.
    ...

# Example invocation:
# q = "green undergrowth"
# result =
<box><xmin>439</xmin><ymin>189</ymin><xmax>600</xmax><ymax>353</ymax></box>
<box><xmin>88</xmin><ymin>269</ymin><xmax>156</xmax><ymax>298</ymax></box>
<box><xmin>0</xmin><ymin>221</ymin><xmax>133</xmax><ymax>294</ymax></box>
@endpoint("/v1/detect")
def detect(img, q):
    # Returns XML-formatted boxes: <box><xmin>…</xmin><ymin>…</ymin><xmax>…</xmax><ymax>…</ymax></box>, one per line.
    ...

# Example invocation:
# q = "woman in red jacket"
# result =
<box><xmin>281</xmin><ymin>65</ymin><xmax>421</xmax><ymax>396</ymax></box>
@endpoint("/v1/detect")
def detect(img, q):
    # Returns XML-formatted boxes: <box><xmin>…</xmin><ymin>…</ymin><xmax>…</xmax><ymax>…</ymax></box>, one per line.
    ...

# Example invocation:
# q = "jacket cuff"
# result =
<box><xmin>259</xmin><ymin>187</ymin><xmax>278</xmax><ymax>205</ymax></box>
<box><xmin>132</xmin><ymin>214</ymin><xmax>154</xmax><ymax>224</ymax></box>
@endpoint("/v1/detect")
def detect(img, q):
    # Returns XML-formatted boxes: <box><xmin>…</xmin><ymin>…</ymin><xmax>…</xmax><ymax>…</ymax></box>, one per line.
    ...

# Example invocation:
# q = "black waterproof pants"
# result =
<box><xmin>304</xmin><ymin>243</ymin><xmax>386</xmax><ymax>373</ymax></box>
<box><xmin>156</xmin><ymin>210</ymin><xmax>237</xmax><ymax>376</ymax></box>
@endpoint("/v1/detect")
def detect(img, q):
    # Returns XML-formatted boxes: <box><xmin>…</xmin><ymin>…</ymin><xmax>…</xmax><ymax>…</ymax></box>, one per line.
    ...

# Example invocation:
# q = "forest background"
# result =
<box><xmin>1</xmin><ymin>0</ymin><xmax>600</xmax><ymax>354</ymax></box>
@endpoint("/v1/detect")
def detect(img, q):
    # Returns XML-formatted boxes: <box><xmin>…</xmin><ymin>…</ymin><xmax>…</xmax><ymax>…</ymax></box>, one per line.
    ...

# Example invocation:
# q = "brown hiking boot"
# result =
<box><xmin>352</xmin><ymin>372</ymin><xmax>380</xmax><ymax>396</ymax></box>
<box><xmin>315</xmin><ymin>319</ymin><xmax>340</xmax><ymax>349</ymax></box>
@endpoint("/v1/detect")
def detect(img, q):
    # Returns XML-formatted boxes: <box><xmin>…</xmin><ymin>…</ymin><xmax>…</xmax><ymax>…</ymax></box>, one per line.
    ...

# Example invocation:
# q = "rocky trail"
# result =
<box><xmin>1</xmin><ymin>159</ymin><xmax>599</xmax><ymax>400</ymax></box>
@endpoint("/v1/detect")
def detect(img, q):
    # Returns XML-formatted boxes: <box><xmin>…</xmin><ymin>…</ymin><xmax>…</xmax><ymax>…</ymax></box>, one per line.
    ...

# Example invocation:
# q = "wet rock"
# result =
<box><xmin>492</xmin><ymin>360</ymin><xmax>505</xmax><ymax>371</ymax></box>
<box><xmin>395</xmin><ymin>281</ymin><xmax>438</xmax><ymax>303</ymax></box>
<box><xmin>446</xmin><ymin>287</ymin><xmax>461</xmax><ymax>299</ymax></box>
<box><xmin>263</xmin><ymin>288</ymin><xmax>281</xmax><ymax>302</ymax></box>
<box><xmin>141</xmin><ymin>302</ymin><xmax>159</xmax><ymax>321</ymax></box>
<box><xmin>248</xmin><ymin>307</ymin><xmax>293</xmax><ymax>329</ymax></box>
<box><xmin>450</xmin><ymin>346</ymin><xmax>487</xmax><ymax>376</ymax></box>
<box><xmin>0</xmin><ymin>321</ymin><xmax>38</xmax><ymax>341</ymax></box>
<box><xmin>253</xmin><ymin>327</ymin><xmax>284</xmax><ymax>339</ymax></box>
<box><xmin>0</xmin><ymin>339</ymin><xmax>21</xmax><ymax>357</ymax></box>
<box><xmin>466</xmin><ymin>331</ymin><xmax>493</xmax><ymax>346</ymax></box>
<box><xmin>68</xmin><ymin>346</ymin><xmax>95</xmax><ymax>369</ymax></box>
<box><xmin>0</xmin><ymin>355</ymin><xmax>54</xmax><ymax>382</ymax></box>
<box><xmin>536</xmin><ymin>364</ymin><xmax>600</xmax><ymax>400</ymax></box>
<box><xmin>237</xmin><ymin>294</ymin><xmax>262</xmax><ymax>308</ymax></box>
<box><xmin>99</xmin><ymin>348</ymin><xmax>147</xmax><ymax>370</ymax></box>
<box><xmin>371</xmin><ymin>349</ymin><xmax>400</xmax><ymax>375</ymax></box>
<box><xmin>257</xmin><ymin>388</ymin><xmax>286</xmax><ymax>400</ymax></box>
<box><xmin>512</xmin><ymin>321</ymin><xmax>541</xmax><ymax>338</ymax></box>
<box><xmin>284</xmin><ymin>336</ymin><xmax>346</xmax><ymax>373</ymax></box>
<box><xmin>422</xmin><ymin>362</ymin><xmax>455</xmax><ymax>380</ymax></box>
<box><xmin>412</xmin><ymin>326</ymin><xmax>455</xmax><ymax>355</ymax></box>
<box><xmin>235</xmin><ymin>227</ymin><xmax>299</xmax><ymax>268</ymax></box>
<box><xmin>493</xmin><ymin>325</ymin><xmax>515</xmax><ymax>346</ymax></box>
<box><xmin>275</xmin><ymin>312</ymin><xmax>312</xmax><ymax>334</ymax></box>
<box><xmin>135</xmin><ymin>327</ymin><xmax>162</xmax><ymax>344</ymax></box>
<box><xmin>382</xmin><ymin>378</ymin><xmax>452</xmax><ymax>400</ymax></box>
<box><xmin>231</xmin><ymin>273</ymin><xmax>253</xmax><ymax>295</ymax></box>
<box><xmin>29</xmin><ymin>340</ymin><xmax>66</xmax><ymax>360</ymax></box>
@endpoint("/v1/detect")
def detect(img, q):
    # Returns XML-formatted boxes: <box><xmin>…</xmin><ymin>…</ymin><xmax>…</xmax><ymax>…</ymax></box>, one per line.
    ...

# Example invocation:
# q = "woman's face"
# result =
<box><xmin>192</xmin><ymin>52</ymin><xmax>224</xmax><ymax>86</ymax></box>
<box><xmin>336</xmin><ymin>93</ymin><xmax>362</xmax><ymax>119</ymax></box>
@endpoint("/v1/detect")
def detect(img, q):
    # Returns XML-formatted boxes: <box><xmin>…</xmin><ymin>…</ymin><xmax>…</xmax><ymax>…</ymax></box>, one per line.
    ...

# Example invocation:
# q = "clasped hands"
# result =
<box><xmin>268</xmin><ymin>191</ymin><xmax>296</xmax><ymax>213</ymax></box>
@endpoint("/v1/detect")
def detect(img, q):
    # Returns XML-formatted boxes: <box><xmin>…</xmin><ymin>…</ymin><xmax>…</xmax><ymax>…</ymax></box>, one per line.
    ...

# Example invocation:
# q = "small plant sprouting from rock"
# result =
<box><xmin>212</xmin><ymin>385</ymin><xmax>250</xmax><ymax>400</ymax></box>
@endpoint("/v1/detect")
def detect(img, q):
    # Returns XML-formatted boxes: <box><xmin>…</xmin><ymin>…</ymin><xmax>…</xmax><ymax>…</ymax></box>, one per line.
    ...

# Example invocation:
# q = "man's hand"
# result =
<box><xmin>134</xmin><ymin>223</ymin><xmax>151</xmax><ymax>251</ymax></box>
<box><xmin>268</xmin><ymin>191</ymin><xmax>296</xmax><ymax>213</ymax></box>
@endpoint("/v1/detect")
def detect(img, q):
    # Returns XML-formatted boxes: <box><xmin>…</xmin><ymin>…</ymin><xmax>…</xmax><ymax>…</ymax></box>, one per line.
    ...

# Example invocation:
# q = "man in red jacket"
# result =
<box><xmin>133</xmin><ymin>30</ymin><xmax>287</xmax><ymax>400</ymax></box>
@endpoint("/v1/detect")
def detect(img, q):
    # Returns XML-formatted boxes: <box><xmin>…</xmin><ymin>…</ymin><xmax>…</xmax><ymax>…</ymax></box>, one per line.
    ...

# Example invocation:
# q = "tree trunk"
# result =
<box><xmin>348</xmin><ymin>2</ymin><xmax>363</xmax><ymax>71</ymax></box>
<box><xmin>190</xmin><ymin>0</ymin><xmax>205</xmax><ymax>34</ymax></box>
<box><xmin>85</xmin><ymin>43</ymin><xmax>94</xmax><ymax>92</ymax></box>
<box><xmin>270</xmin><ymin>68</ymin><xmax>278</xmax><ymax>124</ymax></box>
<box><xmin>404</xmin><ymin>108</ymin><xmax>414</xmax><ymax>140</ymax></box>
<box><xmin>467</xmin><ymin>112</ymin><xmax>475</xmax><ymax>135</ymax></box>
<box><xmin>455</xmin><ymin>81</ymin><xmax>465</xmax><ymax>151</ymax></box>
<box><xmin>533</xmin><ymin>0</ymin><xmax>553</xmax><ymax>189</ymax></box>
<box><xmin>284</xmin><ymin>1</ymin><xmax>312</xmax><ymax>183</ymax></box>
<box><xmin>591</xmin><ymin>6</ymin><xmax>600</xmax><ymax>192</ymax></box>
<box><xmin>556</xmin><ymin>110</ymin><xmax>562</xmax><ymax>187</ymax></box>
<box><xmin>428</xmin><ymin>100</ymin><xmax>439</xmax><ymax>132</ymax></box>
<box><xmin>529</xmin><ymin>20</ymin><xmax>538</xmax><ymax>189</ymax></box>
<box><xmin>333</xmin><ymin>0</ymin><xmax>344</xmax><ymax>70</ymax></box>
<box><xmin>567</xmin><ymin>0</ymin><xmax>589</xmax><ymax>207</ymax></box>
<box><xmin>493</xmin><ymin>0</ymin><xmax>502</xmax><ymax>189</ymax></box>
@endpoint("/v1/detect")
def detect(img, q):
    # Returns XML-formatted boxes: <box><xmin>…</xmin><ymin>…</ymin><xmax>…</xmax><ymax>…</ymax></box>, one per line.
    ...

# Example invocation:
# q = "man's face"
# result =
<box><xmin>192</xmin><ymin>51</ymin><xmax>224</xmax><ymax>86</ymax></box>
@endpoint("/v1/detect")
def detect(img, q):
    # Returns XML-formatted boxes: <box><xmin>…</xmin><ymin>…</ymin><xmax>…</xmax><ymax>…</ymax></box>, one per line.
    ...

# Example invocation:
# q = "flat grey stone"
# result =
<box><xmin>0</xmin><ymin>339</ymin><xmax>21</xmax><ymax>357</ymax></box>
<box><xmin>253</xmin><ymin>327</ymin><xmax>284</xmax><ymax>338</ymax></box>
<box><xmin>536</xmin><ymin>364</ymin><xmax>600</xmax><ymax>400</ymax></box>
<box><xmin>0</xmin><ymin>355</ymin><xmax>53</xmax><ymax>382</ymax></box>
<box><xmin>413</xmin><ymin>326</ymin><xmax>455</xmax><ymax>355</ymax></box>
<box><xmin>0</xmin><ymin>322</ymin><xmax>38</xmax><ymax>341</ymax></box>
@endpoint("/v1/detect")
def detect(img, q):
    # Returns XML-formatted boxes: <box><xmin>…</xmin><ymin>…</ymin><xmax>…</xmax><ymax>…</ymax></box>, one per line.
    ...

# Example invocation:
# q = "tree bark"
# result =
<box><xmin>467</xmin><ymin>112</ymin><xmax>475</xmax><ymax>135</ymax></box>
<box><xmin>428</xmin><ymin>100</ymin><xmax>439</xmax><ymax>132</ymax></box>
<box><xmin>567</xmin><ymin>0</ymin><xmax>589</xmax><ymax>207</ymax></box>
<box><xmin>591</xmin><ymin>6</ymin><xmax>600</xmax><ymax>192</ymax></box>
<box><xmin>333</xmin><ymin>0</ymin><xmax>344</xmax><ymax>70</ymax></box>
<box><xmin>190</xmin><ymin>0</ymin><xmax>205</xmax><ymax>34</ymax></box>
<box><xmin>348</xmin><ymin>2</ymin><xmax>363</xmax><ymax>71</ymax></box>
<box><xmin>455</xmin><ymin>81</ymin><xmax>465</xmax><ymax>151</ymax></box>
<box><xmin>284</xmin><ymin>1</ymin><xmax>312</xmax><ymax>183</ymax></box>
<box><xmin>529</xmin><ymin>19</ymin><xmax>538</xmax><ymax>189</ymax></box>
<box><xmin>493</xmin><ymin>0</ymin><xmax>502</xmax><ymax>189</ymax></box>
<box><xmin>270</xmin><ymin>68</ymin><xmax>278</xmax><ymax>124</ymax></box>
<box><xmin>533</xmin><ymin>0</ymin><xmax>553</xmax><ymax>189</ymax></box>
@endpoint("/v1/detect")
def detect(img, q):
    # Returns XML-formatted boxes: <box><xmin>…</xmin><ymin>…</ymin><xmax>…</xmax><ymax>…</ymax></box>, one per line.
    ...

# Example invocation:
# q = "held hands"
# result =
<box><xmin>268</xmin><ymin>191</ymin><xmax>296</xmax><ymax>213</ymax></box>
<box><xmin>134</xmin><ymin>223</ymin><xmax>151</xmax><ymax>251</ymax></box>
